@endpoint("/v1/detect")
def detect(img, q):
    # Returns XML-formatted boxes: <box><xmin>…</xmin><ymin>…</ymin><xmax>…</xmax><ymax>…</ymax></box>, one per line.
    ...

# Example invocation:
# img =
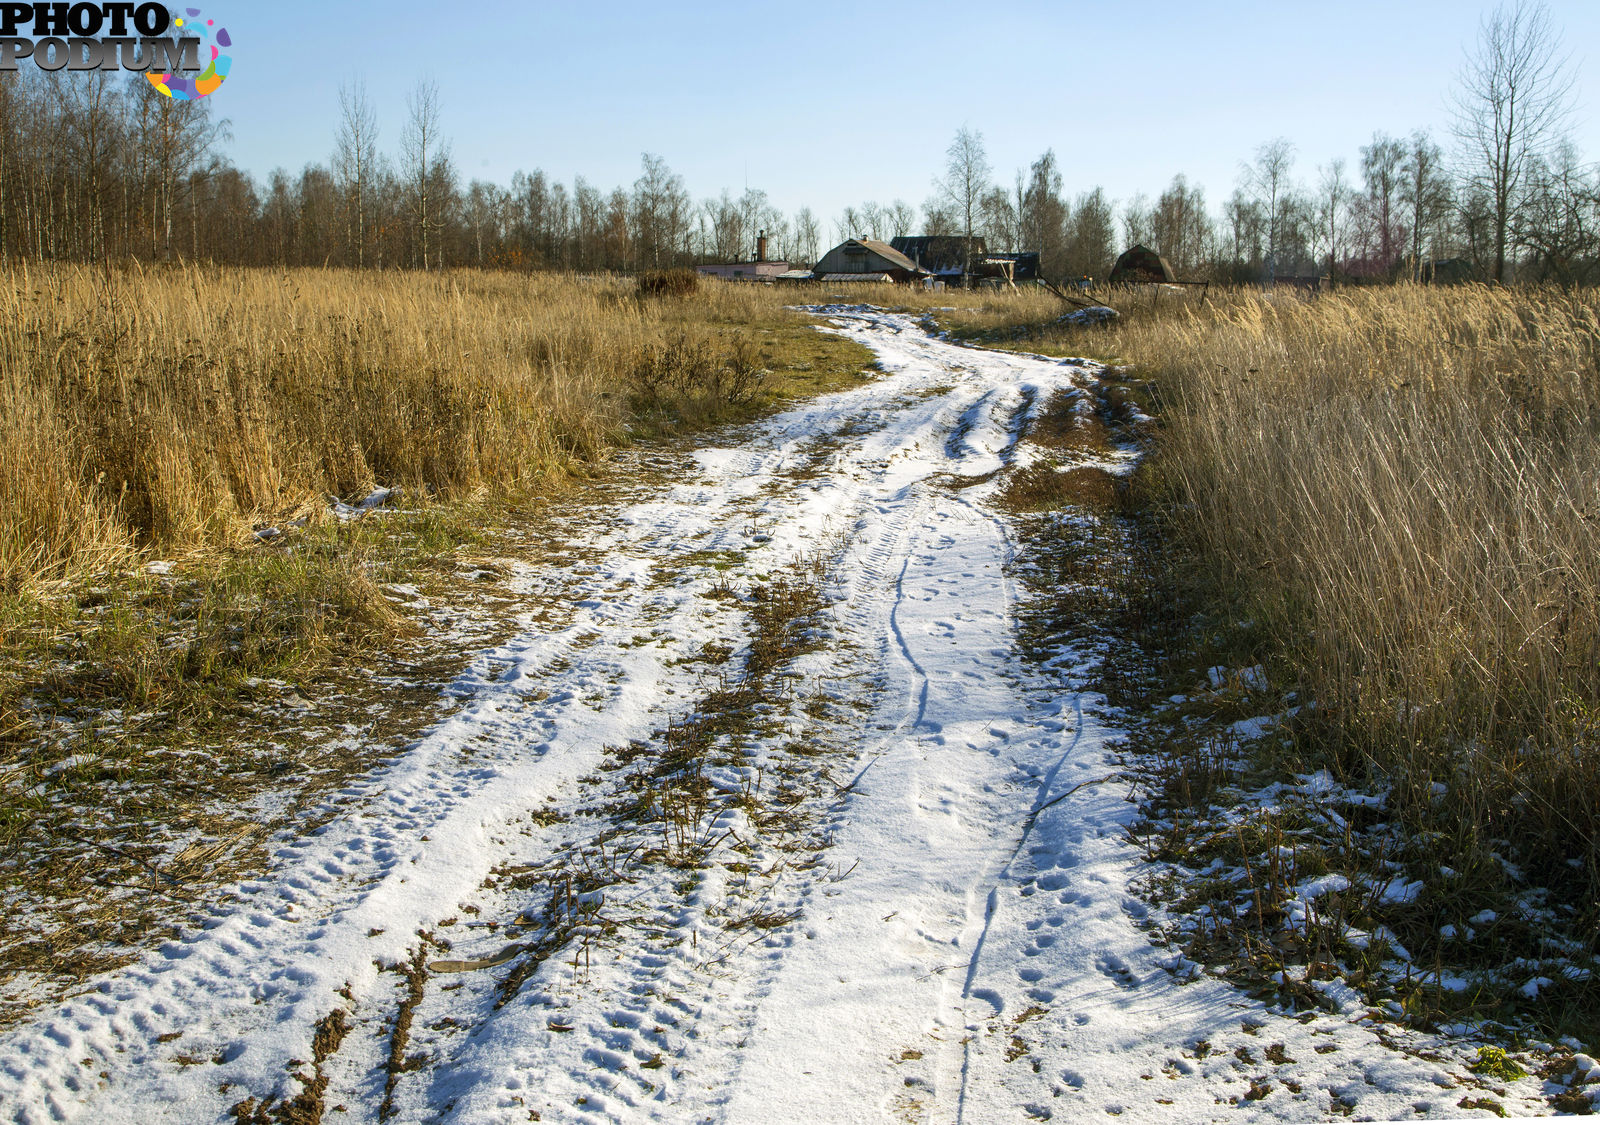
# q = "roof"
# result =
<box><xmin>819</xmin><ymin>272</ymin><xmax>893</xmax><ymax>283</ymax></box>
<box><xmin>843</xmin><ymin>238</ymin><xmax>922</xmax><ymax>274</ymax></box>
<box><xmin>890</xmin><ymin>236</ymin><xmax>988</xmax><ymax>271</ymax></box>
<box><xmin>1110</xmin><ymin>244</ymin><xmax>1177</xmax><ymax>283</ymax></box>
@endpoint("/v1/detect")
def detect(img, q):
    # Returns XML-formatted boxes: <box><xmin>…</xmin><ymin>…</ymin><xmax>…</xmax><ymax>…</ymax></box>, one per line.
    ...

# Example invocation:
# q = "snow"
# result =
<box><xmin>0</xmin><ymin>308</ymin><xmax>1559</xmax><ymax>1123</ymax></box>
<box><xmin>331</xmin><ymin>485</ymin><xmax>399</xmax><ymax>521</ymax></box>
<box><xmin>1207</xmin><ymin>664</ymin><xmax>1268</xmax><ymax>692</ymax></box>
<box><xmin>1057</xmin><ymin>305</ymin><xmax>1119</xmax><ymax>326</ymax></box>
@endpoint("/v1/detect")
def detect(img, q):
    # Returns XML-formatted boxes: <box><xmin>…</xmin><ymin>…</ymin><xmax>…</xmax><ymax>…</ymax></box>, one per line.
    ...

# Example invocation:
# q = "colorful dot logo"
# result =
<box><xmin>147</xmin><ymin>8</ymin><xmax>232</xmax><ymax>100</ymax></box>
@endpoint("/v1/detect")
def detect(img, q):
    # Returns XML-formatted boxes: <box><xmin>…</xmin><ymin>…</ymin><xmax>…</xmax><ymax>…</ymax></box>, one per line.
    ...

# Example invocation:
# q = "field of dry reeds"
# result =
<box><xmin>943</xmin><ymin>285</ymin><xmax>1600</xmax><ymax>783</ymax></box>
<box><xmin>1113</xmin><ymin>286</ymin><xmax>1600</xmax><ymax>864</ymax></box>
<box><xmin>938</xmin><ymin>282</ymin><xmax>1600</xmax><ymax>1025</ymax></box>
<box><xmin>0</xmin><ymin>264</ymin><xmax>863</xmax><ymax>586</ymax></box>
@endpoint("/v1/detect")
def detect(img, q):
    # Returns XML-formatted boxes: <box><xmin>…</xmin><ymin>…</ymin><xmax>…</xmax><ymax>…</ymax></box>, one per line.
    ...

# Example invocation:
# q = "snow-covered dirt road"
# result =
<box><xmin>1</xmin><ymin>309</ymin><xmax>1545</xmax><ymax>1123</ymax></box>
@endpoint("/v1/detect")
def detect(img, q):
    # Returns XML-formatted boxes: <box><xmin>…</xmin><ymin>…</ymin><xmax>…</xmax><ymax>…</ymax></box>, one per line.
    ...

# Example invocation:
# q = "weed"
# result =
<box><xmin>1470</xmin><ymin>1046</ymin><xmax>1528</xmax><ymax>1081</ymax></box>
<box><xmin>637</xmin><ymin>269</ymin><xmax>699</xmax><ymax>299</ymax></box>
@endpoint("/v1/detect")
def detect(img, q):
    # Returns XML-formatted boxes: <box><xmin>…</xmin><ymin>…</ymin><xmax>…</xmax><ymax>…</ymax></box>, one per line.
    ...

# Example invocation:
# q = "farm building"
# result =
<box><xmin>696</xmin><ymin>260</ymin><xmax>791</xmax><ymax>282</ymax></box>
<box><xmin>1108</xmin><ymin>244</ymin><xmax>1177</xmax><ymax>284</ymax></box>
<box><xmin>811</xmin><ymin>238</ymin><xmax>927</xmax><ymax>283</ymax></box>
<box><xmin>988</xmin><ymin>251</ymin><xmax>1040</xmax><ymax>281</ymax></box>
<box><xmin>890</xmin><ymin>237</ymin><xmax>1039</xmax><ymax>285</ymax></box>
<box><xmin>890</xmin><ymin>235</ymin><xmax>987</xmax><ymax>274</ymax></box>
<box><xmin>696</xmin><ymin>230</ymin><xmax>791</xmax><ymax>282</ymax></box>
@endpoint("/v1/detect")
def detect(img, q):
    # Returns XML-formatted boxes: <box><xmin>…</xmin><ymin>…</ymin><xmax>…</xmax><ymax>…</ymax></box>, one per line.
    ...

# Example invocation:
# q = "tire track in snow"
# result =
<box><xmin>0</xmin><ymin>308</ymin><xmax>1137</xmax><ymax>1124</ymax></box>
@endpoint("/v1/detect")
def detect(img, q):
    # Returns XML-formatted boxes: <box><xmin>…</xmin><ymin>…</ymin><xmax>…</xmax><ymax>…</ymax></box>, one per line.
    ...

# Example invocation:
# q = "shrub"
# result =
<box><xmin>637</xmin><ymin>268</ymin><xmax>700</xmax><ymax>299</ymax></box>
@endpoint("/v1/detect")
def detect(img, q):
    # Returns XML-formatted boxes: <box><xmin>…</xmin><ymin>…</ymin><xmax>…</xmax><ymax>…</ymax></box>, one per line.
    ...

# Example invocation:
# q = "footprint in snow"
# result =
<box><xmin>971</xmin><ymin>987</ymin><xmax>1005</xmax><ymax>1015</ymax></box>
<box><xmin>1095</xmin><ymin>953</ymin><xmax>1139</xmax><ymax>989</ymax></box>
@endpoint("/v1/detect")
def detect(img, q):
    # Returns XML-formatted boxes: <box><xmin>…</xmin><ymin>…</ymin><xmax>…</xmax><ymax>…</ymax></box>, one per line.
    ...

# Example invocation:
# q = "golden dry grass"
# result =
<box><xmin>0</xmin><ymin>264</ymin><xmax>870</xmax><ymax>587</ymax></box>
<box><xmin>968</xmin><ymin>282</ymin><xmax>1600</xmax><ymax>1033</ymax></box>
<box><xmin>945</xmin><ymin>281</ymin><xmax>1600</xmax><ymax>924</ymax></box>
<box><xmin>1137</xmin><ymin>286</ymin><xmax>1600</xmax><ymax>763</ymax></box>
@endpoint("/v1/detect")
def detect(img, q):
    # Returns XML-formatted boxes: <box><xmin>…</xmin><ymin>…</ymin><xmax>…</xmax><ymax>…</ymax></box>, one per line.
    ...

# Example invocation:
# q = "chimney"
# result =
<box><xmin>755</xmin><ymin>230</ymin><xmax>768</xmax><ymax>263</ymax></box>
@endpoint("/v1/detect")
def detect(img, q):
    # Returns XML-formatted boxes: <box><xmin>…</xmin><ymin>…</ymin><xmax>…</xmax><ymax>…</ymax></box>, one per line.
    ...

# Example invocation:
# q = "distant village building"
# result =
<box><xmin>696</xmin><ymin>260</ymin><xmax>791</xmax><ymax>282</ymax></box>
<box><xmin>696</xmin><ymin>229</ymin><xmax>791</xmax><ymax>282</ymax></box>
<box><xmin>811</xmin><ymin>238</ymin><xmax>927</xmax><ymax>283</ymax></box>
<box><xmin>890</xmin><ymin>235</ymin><xmax>987</xmax><ymax>275</ymax></box>
<box><xmin>889</xmin><ymin>237</ymin><xmax>1039</xmax><ymax>285</ymax></box>
<box><xmin>1108</xmin><ymin>244</ymin><xmax>1177</xmax><ymax>284</ymax></box>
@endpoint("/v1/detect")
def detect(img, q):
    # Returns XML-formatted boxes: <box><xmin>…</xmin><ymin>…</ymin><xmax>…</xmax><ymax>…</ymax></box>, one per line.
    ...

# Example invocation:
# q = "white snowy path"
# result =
<box><xmin>0</xmin><ymin>310</ymin><xmax>1533</xmax><ymax>1123</ymax></box>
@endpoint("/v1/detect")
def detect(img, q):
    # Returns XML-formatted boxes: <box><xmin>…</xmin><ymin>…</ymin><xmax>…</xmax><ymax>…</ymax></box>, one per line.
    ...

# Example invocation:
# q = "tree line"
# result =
<box><xmin>0</xmin><ymin>2</ymin><xmax>1592</xmax><ymax>284</ymax></box>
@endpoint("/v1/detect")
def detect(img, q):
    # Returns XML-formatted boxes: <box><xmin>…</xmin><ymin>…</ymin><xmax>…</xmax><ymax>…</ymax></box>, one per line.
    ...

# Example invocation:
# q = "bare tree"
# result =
<box><xmin>60</xmin><ymin>72</ymin><xmax>122</xmax><ymax>259</ymax></box>
<box><xmin>0</xmin><ymin>69</ymin><xmax>23</xmax><ymax>261</ymax></box>
<box><xmin>400</xmin><ymin>79</ymin><xmax>449</xmax><ymax>269</ymax></box>
<box><xmin>1403</xmin><ymin>131</ymin><xmax>1452</xmax><ymax>279</ymax></box>
<box><xmin>921</xmin><ymin>197</ymin><xmax>958</xmax><ymax>237</ymax></box>
<box><xmin>792</xmin><ymin>207</ymin><xmax>820</xmax><ymax>265</ymax></box>
<box><xmin>1151</xmin><ymin>174</ymin><xmax>1211</xmax><ymax>275</ymax></box>
<box><xmin>705</xmin><ymin>189</ymin><xmax>740</xmax><ymax>263</ymax></box>
<box><xmin>1244</xmin><ymin>138</ymin><xmax>1295</xmax><ymax>283</ymax></box>
<box><xmin>887</xmin><ymin>199</ymin><xmax>916</xmax><ymax>240</ymax></box>
<box><xmin>1515</xmin><ymin>141</ymin><xmax>1600</xmax><ymax>285</ymax></box>
<box><xmin>837</xmin><ymin>205</ymin><xmax>860</xmax><ymax>243</ymax></box>
<box><xmin>334</xmin><ymin>80</ymin><xmax>378</xmax><ymax>268</ymax></box>
<box><xmin>463</xmin><ymin>179</ymin><xmax>505</xmax><ymax>267</ymax></box>
<box><xmin>631</xmin><ymin>152</ymin><xmax>689</xmax><ymax>268</ymax></box>
<box><xmin>1451</xmin><ymin>0</ymin><xmax>1575</xmax><ymax>282</ymax></box>
<box><xmin>1317</xmin><ymin>158</ymin><xmax>1349</xmax><ymax>276</ymax></box>
<box><xmin>1223</xmin><ymin>189</ymin><xmax>1264</xmax><ymax>272</ymax></box>
<box><xmin>132</xmin><ymin>79</ymin><xmax>225</xmax><ymax>261</ymax></box>
<box><xmin>936</xmin><ymin>126</ymin><xmax>991</xmax><ymax>268</ymax></box>
<box><xmin>1121</xmin><ymin>192</ymin><xmax>1151</xmax><ymax>250</ymax></box>
<box><xmin>979</xmin><ymin>185</ymin><xmax>1018</xmax><ymax>249</ymax></box>
<box><xmin>1357</xmin><ymin>132</ymin><xmax>1407</xmax><ymax>274</ymax></box>
<box><xmin>1020</xmin><ymin>150</ymin><xmax>1068</xmax><ymax>278</ymax></box>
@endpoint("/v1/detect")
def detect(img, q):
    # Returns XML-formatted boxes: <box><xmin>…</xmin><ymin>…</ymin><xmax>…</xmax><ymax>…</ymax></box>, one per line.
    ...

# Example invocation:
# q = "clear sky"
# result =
<box><xmin>214</xmin><ymin>0</ymin><xmax>1598</xmax><ymax>228</ymax></box>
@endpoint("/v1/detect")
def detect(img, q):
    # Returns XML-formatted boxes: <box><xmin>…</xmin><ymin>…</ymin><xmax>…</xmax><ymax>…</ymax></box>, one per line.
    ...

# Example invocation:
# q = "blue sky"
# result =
<box><xmin>216</xmin><ymin>0</ymin><xmax>1598</xmax><ymax>225</ymax></box>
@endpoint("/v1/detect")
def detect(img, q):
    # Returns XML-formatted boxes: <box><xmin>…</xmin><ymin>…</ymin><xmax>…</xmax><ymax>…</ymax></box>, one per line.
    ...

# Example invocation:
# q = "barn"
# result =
<box><xmin>889</xmin><ymin>235</ymin><xmax>987</xmax><ymax>274</ymax></box>
<box><xmin>811</xmin><ymin>238</ymin><xmax>927</xmax><ymax>283</ymax></box>
<box><xmin>1108</xmin><ymin>244</ymin><xmax>1177</xmax><ymax>284</ymax></box>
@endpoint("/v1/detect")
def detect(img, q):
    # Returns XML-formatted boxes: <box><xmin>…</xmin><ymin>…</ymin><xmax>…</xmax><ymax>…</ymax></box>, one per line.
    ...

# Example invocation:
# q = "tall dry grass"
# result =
<box><xmin>0</xmin><ymin>264</ymin><xmax>819</xmax><ymax>586</ymax></box>
<box><xmin>924</xmin><ymin>280</ymin><xmax>1600</xmax><ymax>937</ymax></box>
<box><xmin>1115</xmin><ymin>285</ymin><xmax>1600</xmax><ymax>902</ymax></box>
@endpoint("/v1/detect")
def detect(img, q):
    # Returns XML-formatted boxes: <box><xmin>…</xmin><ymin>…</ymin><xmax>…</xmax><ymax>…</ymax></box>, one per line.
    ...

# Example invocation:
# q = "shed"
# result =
<box><xmin>889</xmin><ymin>235</ymin><xmax>987</xmax><ymax>273</ymax></box>
<box><xmin>1108</xmin><ymin>244</ymin><xmax>1177</xmax><ymax>284</ymax></box>
<box><xmin>1423</xmin><ymin>258</ymin><xmax>1478</xmax><ymax>285</ymax></box>
<box><xmin>695</xmin><ymin>260</ymin><xmax>792</xmax><ymax>282</ymax></box>
<box><xmin>811</xmin><ymin>238</ymin><xmax>927</xmax><ymax>282</ymax></box>
<box><xmin>984</xmin><ymin>251</ymin><xmax>1040</xmax><ymax>281</ymax></box>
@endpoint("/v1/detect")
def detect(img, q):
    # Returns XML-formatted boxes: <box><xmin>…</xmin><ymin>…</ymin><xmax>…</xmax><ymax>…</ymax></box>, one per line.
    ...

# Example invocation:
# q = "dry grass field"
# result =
<box><xmin>0</xmin><ymin>263</ymin><xmax>874</xmax><ymax>774</ymax></box>
<box><xmin>0</xmin><ymin>264</ymin><xmax>872</xmax><ymax>585</ymax></box>
<box><xmin>933</xmin><ymin>281</ymin><xmax>1600</xmax><ymax>1031</ymax></box>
